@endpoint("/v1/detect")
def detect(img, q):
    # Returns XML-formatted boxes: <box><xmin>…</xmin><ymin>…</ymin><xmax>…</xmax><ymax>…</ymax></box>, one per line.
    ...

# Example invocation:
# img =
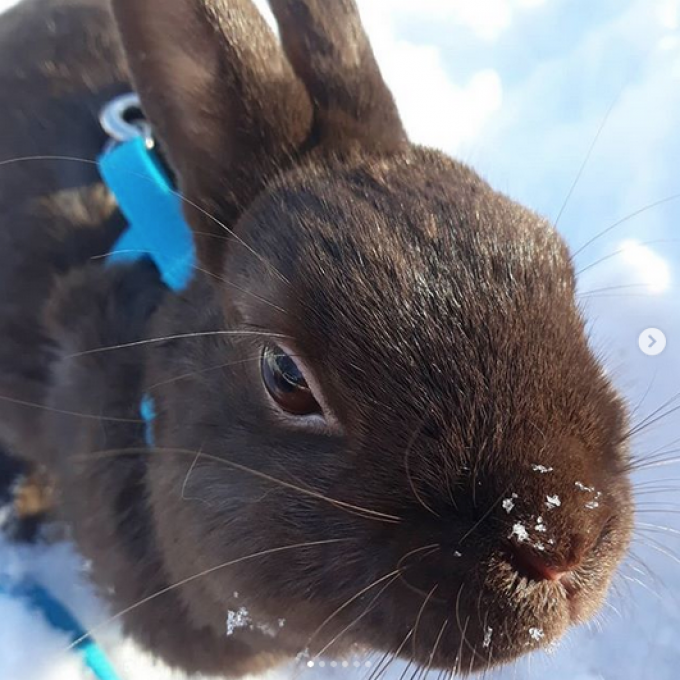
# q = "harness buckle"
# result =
<box><xmin>99</xmin><ymin>93</ymin><xmax>154</xmax><ymax>150</ymax></box>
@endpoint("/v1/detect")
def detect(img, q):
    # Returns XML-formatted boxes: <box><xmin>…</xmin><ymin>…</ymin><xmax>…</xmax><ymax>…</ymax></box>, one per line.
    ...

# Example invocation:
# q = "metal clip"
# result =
<box><xmin>99</xmin><ymin>93</ymin><xmax>154</xmax><ymax>149</ymax></box>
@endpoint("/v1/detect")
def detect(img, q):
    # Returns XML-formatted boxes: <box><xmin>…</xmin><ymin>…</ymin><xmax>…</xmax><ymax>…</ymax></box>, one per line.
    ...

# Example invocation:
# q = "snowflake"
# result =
<box><xmin>509</xmin><ymin>523</ymin><xmax>529</xmax><ymax>542</ymax></box>
<box><xmin>529</xmin><ymin>627</ymin><xmax>545</xmax><ymax>642</ymax></box>
<box><xmin>226</xmin><ymin>607</ymin><xmax>251</xmax><ymax>636</ymax></box>
<box><xmin>585</xmin><ymin>500</ymin><xmax>600</xmax><ymax>509</ymax></box>
<box><xmin>545</xmin><ymin>495</ymin><xmax>561</xmax><ymax>510</ymax></box>
<box><xmin>532</xmin><ymin>464</ymin><xmax>554</xmax><ymax>473</ymax></box>
<box><xmin>502</xmin><ymin>498</ymin><xmax>516</xmax><ymax>513</ymax></box>
<box><xmin>575</xmin><ymin>481</ymin><xmax>595</xmax><ymax>492</ymax></box>
<box><xmin>483</xmin><ymin>626</ymin><xmax>493</xmax><ymax>648</ymax></box>
<box><xmin>535</xmin><ymin>517</ymin><xmax>547</xmax><ymax>532</ymax></box>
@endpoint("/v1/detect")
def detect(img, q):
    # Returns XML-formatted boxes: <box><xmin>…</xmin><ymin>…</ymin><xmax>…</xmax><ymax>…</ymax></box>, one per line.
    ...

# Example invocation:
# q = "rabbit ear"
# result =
<box><xmin>111</xmin><ymin>0</ymin><xmax>313</xmax><ymax>272</ymax></box>
<box><xmin>267</xmin><ymin>0</ymin><xmax>407</xmax><ymax>151</ymax></box>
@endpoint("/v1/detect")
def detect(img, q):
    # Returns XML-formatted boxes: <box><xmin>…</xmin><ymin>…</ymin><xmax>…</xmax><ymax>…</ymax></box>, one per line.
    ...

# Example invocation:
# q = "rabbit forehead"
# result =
<box><xmin>230</xmin><ymin>147</ymin><xmax>575</xmax><ymax>337</ymax></box>
<box><xmin>219</xmin><ymin>148</ymin><xmax>600</xmax><ymax>425</ymax></box>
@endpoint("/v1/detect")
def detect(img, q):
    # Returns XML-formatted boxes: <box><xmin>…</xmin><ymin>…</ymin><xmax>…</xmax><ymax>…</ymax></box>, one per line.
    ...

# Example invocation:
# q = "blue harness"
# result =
<box><xmin>4</xmin><ymin>94</ymin><xmax>195</xmax><ymax>679</ymax></box>
<box><xmin>100</xmin><ymin>135</ymin><xmax>195</xmax><ymax>292</ymax></box>
<box><xmin>99</xmin><ymin>131</ymin><xmax>196</xmax><ymax>445</ymax></box>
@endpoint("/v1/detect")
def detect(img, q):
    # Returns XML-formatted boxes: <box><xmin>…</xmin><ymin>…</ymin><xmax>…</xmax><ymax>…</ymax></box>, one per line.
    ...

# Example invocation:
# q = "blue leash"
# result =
<box><xmin>5</xmin><ymin>94</ymin><xmax>195</xmax><ymax>679</ymax></box>
<box><xmin>0</xmin><ymin>579</ymin><xmax>121</xmax><ymax>680</ymax></box>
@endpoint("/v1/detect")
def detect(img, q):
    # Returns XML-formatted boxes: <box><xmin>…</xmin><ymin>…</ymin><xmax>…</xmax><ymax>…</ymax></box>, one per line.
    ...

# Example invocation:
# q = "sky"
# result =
<box><xmin>1</xmin><ymin>0</ymin><xmax>680</xmax><ymax>679</ymax></box>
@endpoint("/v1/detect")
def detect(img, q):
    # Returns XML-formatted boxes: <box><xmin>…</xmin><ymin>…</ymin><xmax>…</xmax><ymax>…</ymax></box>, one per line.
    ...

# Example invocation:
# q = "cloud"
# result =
<box><xmin>361</xmin><ymin>0</ymin><xmax>548</xmax><ymax>41</ymax></box>
<box><xmin>358</xmin><ymin>17</ymin><xmax>504</xmax><ymax>151</ymax></box>
<box><xmin>657</xmin><ymin>0</ymin><xmax>680</xmax><ymax>29</ymax></box>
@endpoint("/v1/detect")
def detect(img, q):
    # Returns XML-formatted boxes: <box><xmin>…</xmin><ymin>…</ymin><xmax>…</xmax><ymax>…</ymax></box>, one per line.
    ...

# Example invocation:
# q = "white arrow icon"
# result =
<box><xmin>639</xmin><ymin>328</ymin><xmax>666</xmax><ymax>356</ymax></box>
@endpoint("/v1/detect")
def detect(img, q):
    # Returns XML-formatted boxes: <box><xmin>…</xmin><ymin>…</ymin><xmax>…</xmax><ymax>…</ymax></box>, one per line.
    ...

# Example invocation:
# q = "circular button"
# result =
<box><xmin>639</xmin><ymin>328</ymin><xmax>667</xmax><ymax>356</ymax></box>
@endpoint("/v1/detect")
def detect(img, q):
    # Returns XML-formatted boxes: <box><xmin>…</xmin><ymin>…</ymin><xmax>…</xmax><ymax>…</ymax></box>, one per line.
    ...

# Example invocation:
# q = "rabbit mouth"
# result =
<box><xmin>343</xmin><ymin>568</ymin><xmax>603</xmax><ymax>673</ymax></box>
<box><xmin>322</xmin><ymin>517</ymin><xmax>630</xmax><ymax>674</ymax></box>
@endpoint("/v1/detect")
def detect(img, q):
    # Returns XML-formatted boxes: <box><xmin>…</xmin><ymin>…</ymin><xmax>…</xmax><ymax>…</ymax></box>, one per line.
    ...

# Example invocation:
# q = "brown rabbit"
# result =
<box><xmin>0</xmin><ymin>0</ymin><xmax>633</xmax><ymax>676</ymax></box>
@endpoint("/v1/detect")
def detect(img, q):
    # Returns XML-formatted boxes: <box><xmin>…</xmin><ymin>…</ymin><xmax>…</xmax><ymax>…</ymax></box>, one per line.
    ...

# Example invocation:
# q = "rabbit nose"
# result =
<box><xmin>509</xmin><ymin>534</ymin><xmax>590</xmax><ymax>583</ymax></box>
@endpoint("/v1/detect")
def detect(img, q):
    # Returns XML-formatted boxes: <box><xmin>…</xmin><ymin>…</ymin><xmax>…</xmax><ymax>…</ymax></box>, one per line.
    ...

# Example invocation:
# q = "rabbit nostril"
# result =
<box><xmin>509</xmin><ymin>544</ymin><xmax>575</xmax><ymax>583</ymax></box>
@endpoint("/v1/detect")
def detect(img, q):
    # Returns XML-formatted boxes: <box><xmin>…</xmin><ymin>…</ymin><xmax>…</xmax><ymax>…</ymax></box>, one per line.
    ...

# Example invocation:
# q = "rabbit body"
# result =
<box><xmin>0</xmin><ymin>0</ymin><xmax>634</xmax><ymax>676</ymax></box>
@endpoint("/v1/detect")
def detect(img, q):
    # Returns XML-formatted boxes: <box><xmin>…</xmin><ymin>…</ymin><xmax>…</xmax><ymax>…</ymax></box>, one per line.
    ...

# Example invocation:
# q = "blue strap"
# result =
<box><xmin>98</xmin><ymin>136</ymin><xmax>196</xmax><ymax>293</ymax></box>
<box><xmin>140</xmin><ymin>394</ymin><xmax>156</xmax><ymax>447</ymax></box>
<box><xmin>0</xmin><ymin>579</ymin><xmax>121</xmax><ymax>680</ymax></box>
<box><xmin>98</xmin><ymin>137</ymin><xmax>199</xmax><ymax>447</ymax></box>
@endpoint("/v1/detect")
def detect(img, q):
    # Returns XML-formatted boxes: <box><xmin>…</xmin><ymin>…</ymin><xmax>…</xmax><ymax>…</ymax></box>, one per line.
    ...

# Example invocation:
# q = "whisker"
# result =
<box><xmin>628</xmin><ymin>444</ymin><xmax>680</xmax><ymax>470</ymax></box>
<box><xmin>578</xmin><ymin>283</ymin><xmax>678</xmax><ymax>297</ymax></box>
<box><xmin>635</xmin><ymin>509</ymin><xmax>680</xmax><ymax>516</ymax></box>
<box><xmin>633</xmin><ymin>476</ymin><xmax>680</xmax><ymax>489</ymax></box>
<box><xmin>411</xmin><ymin>584</ymin><xmax>438</xmax><ymax>662</ymax></box>
<box><xmin>629</xmin><ymin>371</ymin><xmax>659</xmax><ymax>421</ymax></box>
<box><xmin>192</xmin><ymin>263</ymin><xmax>290</xmax><ymax>316</ymax></box>
<box><xmin>641</xmin><ymin>434</ymin><xmax>680</xmax><ymax>459</ymax></box>
<box><xmin>311</xmin><ymin>574</ymin><xmax>400</xmax><ymax>661</ymax></box>
<box><xmin>571</xmin><ymin>191</ymin><xmax>680</xmax><ymax>259</ymax></box>
<box><xmin>635</xmin><ymin>523</ymin><xmax>680</xmax><ymax>539</ymax></box>
<box><xmin>633</xmin><ymin>535</ymin><xmax>680</xmax><ymax>568</ymax></box>
<box><xmin>624</xmin><ymin>413</ymin><xmax>680</xmax><ymax>455</ymax></box>
<box><xmin>0</xmin><ymin>154</ymin><xmax>293</xmax><ymax>288</ymax></box>
<box><xmin>65</xmin><ymin>330</ymin><xmax>292</xmax><ymax>359</ymax></box>
<box><xmin>424</xmin><ymin>619</ymin><xmax>449</xmax><ymax>678</ymax></box>
<box><xmin>302</xmin><ymin>569</ymin><xmax>402</xmax><ymax>660</ymax></box>
<box><xmin>363</xmin><ymin>647</ymin><xmax>395</xmax><ymax>680</ymax></box>
<box><xmin>632</xmin><ymin>457</ymin><xmax>680</xmax><ymax>472</ymax></box>
<box><xmin>91</xmin><ymin>253</ymin><xmax>292</xmax><ymax>321</ymax></box>
<box><xmin>404</xmin><ymin>414</ymin><xmax>441</xmax><ymax>519</ymax></box>
<box><xmin>180</xmin><ymin>447</ymin><xmax>203</xmax><ymax>503</ymax></box>
<box><xmin>618</xmin><ymin>570</ymin><xmax>664</xmax><ymax>604</ymax></box>
<box><xmin>74</xmin><ymin>446</ymin><xmax>402</xmax><ymax>523</ymax></box>
<box><xmin>396</xmin><ymin>545</ymin><xmax>442</xmax><ymax>600</ymax></box>
<box><xmin>453</xmin><ymin>585</ymin><xmax>468</xmax><ymax>676</ymax></box>
<box><xmin>67</xmin><ymin>538</ymin><xmax>348</xmax><ymax>652</ymax></box>
<box><xmin>143</xmin><ymin>352</ymin><xmax>305</xmax><ymax>391</ymax></box>
<box><xmin>626</xmin><ymin>390</ymin><xmax>680</xmax><ymax>437</ymax></box>
<box><xmin>635</xmin><ymin>489</ymin><xmax>680</xmax><ymax>499</ymax></box>
<box><xmin>0</xmin><ymin>393</ymin><xmax>141</xmax><ymax>423</ymax></box>
<box><xmin>554</xmin><ymin>91</ymin><xmax>621</xmax><ymax>227</ymax></box>
<box><xmin>635</xmin><ymin>501</ymin><xmax>680</xmax><ymax>510</ymax></box>
<box><xmin>576</xmin><ymin>239</ymin><xmax>680</xmax><ymax>277</ymax></box>
<box><xmin>386</xmin><ymin>629</ymin><xmax>415</xmax><ymax>679</ymax></box>
<box><xmin>458</xmin><ymin>482</ymin><xmax>514</xmax><ymax>545</ymax></box>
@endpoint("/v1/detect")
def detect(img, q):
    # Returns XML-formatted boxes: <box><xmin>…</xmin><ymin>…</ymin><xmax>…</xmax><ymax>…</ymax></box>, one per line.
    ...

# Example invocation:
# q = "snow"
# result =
<box><xmin>528</xmin><ymin>627</ymin><xmax>545</xmax><ymax>643</ymax></box>
<box><xmin>510</xmin><ymin>523</ymin><xmax>530</xmax><ymax>542</ymax></box>
<box><xmin>1</xmin><ymin>0</ymin><xmax>680</xmax><ymax>679</ymax></box>
<box><xmin>226</xmin><ymin>607</ymin><xmax>251</xmax><ymax>636</ymax></box>
<box><xmin>545</xmin><ymin>495</ymin><xmax>562</xmax><ymax>510</ymax></box>
<box><xmin>575</xmin><ymin>482</ymin><xmax>595</xmax><ymax>493</ymax></box>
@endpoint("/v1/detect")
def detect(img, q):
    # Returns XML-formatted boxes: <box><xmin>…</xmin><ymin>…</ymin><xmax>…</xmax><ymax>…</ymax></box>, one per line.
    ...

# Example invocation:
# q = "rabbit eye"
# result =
<box><xmin>261</xmin><ymin>345</ymin><xmax>321</xmax><ymax>416</ymax></box>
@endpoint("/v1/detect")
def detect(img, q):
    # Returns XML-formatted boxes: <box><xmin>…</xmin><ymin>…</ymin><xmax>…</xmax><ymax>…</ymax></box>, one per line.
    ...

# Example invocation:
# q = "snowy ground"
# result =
<box><xmin>2</xmin><ymin>0</ymin><xmax>680</xmax><ymax>679</ymax></box>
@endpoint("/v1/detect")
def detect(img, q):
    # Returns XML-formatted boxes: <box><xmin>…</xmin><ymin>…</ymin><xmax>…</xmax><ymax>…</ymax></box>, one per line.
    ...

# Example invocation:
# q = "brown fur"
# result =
<box><xmin>0</xmin><ymin>0</ymin><xmax>633</xmax><ymax>676</ymax></box>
